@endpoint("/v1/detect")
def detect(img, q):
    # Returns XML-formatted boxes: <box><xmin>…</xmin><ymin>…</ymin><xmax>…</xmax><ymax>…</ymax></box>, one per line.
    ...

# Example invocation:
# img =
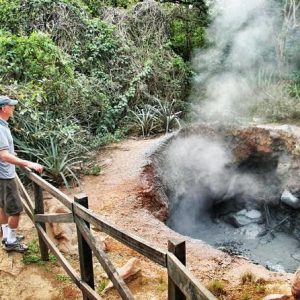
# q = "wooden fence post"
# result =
<box><xmin>33</xmin><ymin>183</ymin><xmax>49</xmax><ymax>261</ymax></box>
<box><xmin>168</xmin><ymin>239</ymin><xmax>186</xmax><ymax>300</ymax></box>
<box><xmin>75</xmin><ymin>193</ymin><xmax>94</xmax><ymax>300</ymax></box>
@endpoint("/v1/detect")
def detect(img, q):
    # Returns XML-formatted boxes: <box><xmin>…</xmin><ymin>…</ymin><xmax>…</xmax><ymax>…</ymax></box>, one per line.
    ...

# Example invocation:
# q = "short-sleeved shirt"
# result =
<box><xmin>0</xmin><ymin>118</ymin><xmax>15</xmax><ymax>179</ymax></box>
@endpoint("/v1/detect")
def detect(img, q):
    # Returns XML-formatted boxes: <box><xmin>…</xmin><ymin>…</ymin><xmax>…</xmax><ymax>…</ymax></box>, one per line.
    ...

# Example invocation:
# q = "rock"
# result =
<box><xmin>102</xmin><ymin>258</ymin><xmax>141</xmax><ymax>293</ymax></box>
<box><xmin>281</xmin><ymin>189</ymin><xmax>300</xmax><ymax>209</ymax></box>
<box><xmin>228</xmin><ymin>209</ymin><xmax>262</xmax><ymax>227</ymax></box>
<box><xmin>263</xmin><ymin>294</ymin><xmax>289</xmax><ymax>300</ymax></box>
<box><xmin>238</xmin><ymin>223</ymin><xmax>264</xmax><ymax>239</ymax></box>
<box><xmin>44</xmin><ymin>199</ymin><xmax>77</xmax><ymax>254</ymax></box>
<box><xmin>292</xmin><ymin>266</ymin><xmax>300</xmax><ymax>299</ymax></box>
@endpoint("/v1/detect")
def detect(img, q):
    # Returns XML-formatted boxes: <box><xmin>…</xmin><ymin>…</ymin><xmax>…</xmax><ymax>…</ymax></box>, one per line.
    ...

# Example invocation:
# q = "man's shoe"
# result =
<box><xmin>2</xmin><ymin>235</ymin><xmax>25</xmax><ymax>245</ymax></box>
<box><xmin>4</xmin><ymin>241</ymin><xmax>28</xmax><ymax>253</ymax></box>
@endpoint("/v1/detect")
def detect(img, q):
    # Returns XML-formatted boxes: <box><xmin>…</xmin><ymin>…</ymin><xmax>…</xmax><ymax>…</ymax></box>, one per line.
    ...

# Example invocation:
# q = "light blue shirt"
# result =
<box><xmin>0</xmin><ymin>118</ymin><xmax>15</xmax><ymax>179</ymax></box>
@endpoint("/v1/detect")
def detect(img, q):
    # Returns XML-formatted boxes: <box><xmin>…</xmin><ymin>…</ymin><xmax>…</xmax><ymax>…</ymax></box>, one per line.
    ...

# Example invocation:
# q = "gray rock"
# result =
<box><xmin>238</xmin><ymin>223</ymin><xmax>264</xmax><ymax>239</ymax></box>
<box><xmin>281</xmin><ymin>189</ymin><xmax>300</xmax><ymax>209</ymax></box>
<box><xmin>233</xmin><ymin>209</ymin><xmax>262</xmax><ymax>227</ymax></box>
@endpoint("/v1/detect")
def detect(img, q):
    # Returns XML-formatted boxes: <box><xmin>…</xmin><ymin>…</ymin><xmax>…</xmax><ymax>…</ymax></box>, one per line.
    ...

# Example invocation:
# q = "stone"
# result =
<box><xmin>292</xmin><ymin>266</ymin><xmax>300</xmax><ymax>299</ymax></box>
<box><xmin>281</xmin><ymin>189</ymin><xmax>300</xmax><ymax>209</ymax></box>
<box><xmin>102</xmin><ymin>258</ymin><xmax>141</xmax><ymax>293</ymax></box>
<box><xmin>229</xmin><ymin>209</ymin><xmax>262</xmax><ymax>227</ymax></box>
<box><xmin>238</xmin><ymin>223</ymin><xmax>264</xmax><ymax>239</ymax></box>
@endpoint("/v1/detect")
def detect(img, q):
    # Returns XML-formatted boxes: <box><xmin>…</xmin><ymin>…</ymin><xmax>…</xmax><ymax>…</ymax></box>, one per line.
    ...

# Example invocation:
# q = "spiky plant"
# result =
<box><xmin>153</xmin><ymin>97</ymin><xmax>181</xmax><ymax>133</ymax></box>
<box><xmin>131</xmin><ymin>105</ymin><xmax>158</xmax><ymax>137</ymax></box>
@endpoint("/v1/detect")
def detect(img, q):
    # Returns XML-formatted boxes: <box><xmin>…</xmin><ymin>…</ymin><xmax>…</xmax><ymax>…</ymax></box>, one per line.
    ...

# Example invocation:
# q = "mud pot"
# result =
<box><xmin>153</xmin><ymin>124</ymin><xmax>300</xmax><ymax>273</ymax></box>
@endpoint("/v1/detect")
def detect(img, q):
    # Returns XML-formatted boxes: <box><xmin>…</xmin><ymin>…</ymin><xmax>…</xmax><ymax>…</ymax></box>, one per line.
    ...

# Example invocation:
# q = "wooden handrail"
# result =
<box><xmin>35</xmin><ymin>223</ymin><xmax>102</xmax><ymax>300</ymax></box>
<box><xmin>20</xmin><ymin>167</ymin><xmax>73</xmax><ymax>210</ymax></box>
<box><xmin>167</xmin><ymin>252</ymin><xmax>216</xmax><ymax>300</ymax></box>
<box><xmin>73</xmin><ymin>201</ymin><xmax>167</xmax><ymax>267</ymax></box>
<box><xmin>34</xmin><ymin>213</ymin><xmax>74</xmax><ymax>223</ymax></box>
<box><xmin>75</xmin><ymin>215</ymin><xmax>135</xmax><ymax>300</ymax></box>
<box><xmin>18</xmin><ymin>167</ymin><xmax>216</xmax><ymax>300</ymax></box>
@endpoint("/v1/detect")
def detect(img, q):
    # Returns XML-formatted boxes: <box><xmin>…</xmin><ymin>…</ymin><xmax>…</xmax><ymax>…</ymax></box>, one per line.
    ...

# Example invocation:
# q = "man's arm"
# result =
<box><xmin>0</xmin><ymin>150</ymin><xmax>44</xmax><ymax>173</ymax></box>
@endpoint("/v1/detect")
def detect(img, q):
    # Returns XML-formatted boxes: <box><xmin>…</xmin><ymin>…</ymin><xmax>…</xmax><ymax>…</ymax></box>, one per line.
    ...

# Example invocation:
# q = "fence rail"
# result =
<box><xmin>17</xmin><ymin>167</ymin><xmax>216</xmax><ymax>300</ymax></box>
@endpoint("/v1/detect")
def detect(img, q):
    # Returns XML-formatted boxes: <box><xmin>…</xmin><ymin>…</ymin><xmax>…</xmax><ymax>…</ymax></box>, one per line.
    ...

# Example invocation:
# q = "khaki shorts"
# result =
<box><xmin>0</xmin><ymin>178</ymin><xmax>23</xmax><ymax>215</ymax></box>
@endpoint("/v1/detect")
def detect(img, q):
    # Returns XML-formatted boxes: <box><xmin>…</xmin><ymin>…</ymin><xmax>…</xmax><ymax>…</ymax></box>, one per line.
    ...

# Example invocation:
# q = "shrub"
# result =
<box><xmin>19</xmin><ymin>137</ymin><xmax>85</xmax><ymax>188</ymax></box>
<box><xmin>241</xmin><ymin>272</ymin><xmax>256</xmax><ymax>284</ymax></box>
<box><xmin>71</xmin><ymin>19</ymin><xmax>119</xmax><ymax>77</ymax></box>
<box><xmin>0</xmin><ymin>0</ymin><xmax>22</xmax><ymax>34</ymax></box>
<box><xmin>0</xmin><ymin>31</ymin><xmax>74</xmax><ymax>83</ymax></box>
<box><xmin>13</xmin><ymin>107</ymin><xmax>87</xmax><ymax>187</ymax></box>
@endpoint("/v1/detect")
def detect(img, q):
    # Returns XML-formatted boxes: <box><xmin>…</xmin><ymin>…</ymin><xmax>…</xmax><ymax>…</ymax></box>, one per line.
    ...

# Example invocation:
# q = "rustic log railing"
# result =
<box><xmin>17</xmin><ymin>167</ymin><xmax>216</xmax><ymax>300</ymax></box>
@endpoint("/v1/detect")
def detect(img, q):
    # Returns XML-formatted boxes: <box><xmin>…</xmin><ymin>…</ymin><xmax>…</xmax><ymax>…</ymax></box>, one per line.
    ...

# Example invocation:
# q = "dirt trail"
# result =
<box><xmin>0</xmin><ymin>135</ymin><xmax>296</xmax><ymax>299</ymax></box>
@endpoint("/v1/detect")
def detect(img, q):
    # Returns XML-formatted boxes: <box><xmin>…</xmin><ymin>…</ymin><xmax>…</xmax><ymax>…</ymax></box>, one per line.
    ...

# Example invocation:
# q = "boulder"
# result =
<box><xmin>281</xmin><ymin>190</ymin><xmax>300</xmax><ymax>209</ymax></box>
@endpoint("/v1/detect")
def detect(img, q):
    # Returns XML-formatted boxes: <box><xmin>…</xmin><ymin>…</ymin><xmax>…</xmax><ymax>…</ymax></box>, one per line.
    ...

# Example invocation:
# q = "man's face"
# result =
<box><xmin>2</xmin><ymin>105</ymin><xmax>15</xmax><ymax>119</ymax></box>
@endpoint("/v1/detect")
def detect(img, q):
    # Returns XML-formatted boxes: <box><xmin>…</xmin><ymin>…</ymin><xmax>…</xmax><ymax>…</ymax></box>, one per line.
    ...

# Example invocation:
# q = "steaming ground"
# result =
<box><xmin>167</xmin><ymin>209</ymin><xmax>300</xmax><ymax>273</ymax></box>
<box><xmin>160</xmin><ymin>131</ymin><xmax>300</xmax><ymax>273</ymax></box>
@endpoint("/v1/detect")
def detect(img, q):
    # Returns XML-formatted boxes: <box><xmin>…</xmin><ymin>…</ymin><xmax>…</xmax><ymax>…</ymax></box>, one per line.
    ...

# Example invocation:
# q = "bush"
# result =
<box><xmin>13</xmin><ymin>106</ymin><xmax>87</xmax><ymax>187</ymax></box>
<box><xmin>71</xmin><ymin>19</ymin><xmax>119</xmax><ymax>77</ymax></box>
<box><xmin>0</xmin><ymin>31</ymin><xmax>74</xmax><ymax>83</ymax></box>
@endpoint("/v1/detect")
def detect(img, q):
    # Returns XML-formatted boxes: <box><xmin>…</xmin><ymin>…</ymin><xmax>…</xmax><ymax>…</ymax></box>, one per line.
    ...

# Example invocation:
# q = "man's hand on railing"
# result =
<box><xmin>27</xmin><ymin>162</ymin><xmax>44</xmax><ymax>173</ymax></box>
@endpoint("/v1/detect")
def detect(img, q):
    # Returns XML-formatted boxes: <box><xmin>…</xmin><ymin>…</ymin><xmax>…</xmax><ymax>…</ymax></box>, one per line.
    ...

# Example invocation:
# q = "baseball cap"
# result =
<box><xmin>0</xmin><ymin>96</ymin><xmax>18</xmax><ymax>106</ymax></box>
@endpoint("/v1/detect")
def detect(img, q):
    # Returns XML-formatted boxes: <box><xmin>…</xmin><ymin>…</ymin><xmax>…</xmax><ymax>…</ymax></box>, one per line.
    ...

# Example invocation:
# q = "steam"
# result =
<box><xmin>161</xmin><ymin>1</ymin><xmax>292</xmax><ymax>234</ymax></box>
<box><xmin>161</xmin><ymin>135</ymin><xmax>263</xmax><ymax>233</ymax></box>
<box><xmin>192</xmin><ymin>0</ymin><xmax>282</xmax><ymax>122</ymax></box>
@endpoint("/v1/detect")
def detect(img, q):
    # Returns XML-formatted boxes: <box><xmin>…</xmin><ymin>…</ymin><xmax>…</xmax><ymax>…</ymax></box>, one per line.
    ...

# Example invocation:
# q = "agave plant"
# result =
<box><xmin>153</xmin><ymin>97</ymin><xmax>181</xmax><ymax>133</ymax></box>
<box><xmin>131</xmin><ymin>105</ymin><xmax>158</xmax><ymax>137</ymax></box>
<box><xmin>17</xmin><ymin>137</ymin><xmax>86</xmax><ymax>188</ymax></box>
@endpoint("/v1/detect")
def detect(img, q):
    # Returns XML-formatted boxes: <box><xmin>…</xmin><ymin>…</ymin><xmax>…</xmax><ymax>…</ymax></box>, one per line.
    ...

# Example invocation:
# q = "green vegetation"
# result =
<box><xmin>97</xmin><ymin>277</ymin><xmax>109</xmax><ymax>293</ymax></box>
<box><xmin>56</xmin><ymin>274</ymin><xmax>71</xmax><ymax>282</ymax></box>
<box><xmin>3</xmin><ymin>0</ymin><xmax>299</xmax><ymax>187</ymax></box>
<box><xmin>241</xmin><ymin>292</ymin><xmax>252</xmax><ymax>300</ymax></box>
<box><xmin>0</xmin><ymin>0</ymin><xmax>204</xmax><ymax>186</ymax></box>
<box><xmin>22</xmin><ymin>239</ymin><xmax>57</xmax><ymax>265</ymax></box>
<box><xmin>207</xmin><ymin>279</ymin><xmax>227</xmax><ymax>297</ymax></box>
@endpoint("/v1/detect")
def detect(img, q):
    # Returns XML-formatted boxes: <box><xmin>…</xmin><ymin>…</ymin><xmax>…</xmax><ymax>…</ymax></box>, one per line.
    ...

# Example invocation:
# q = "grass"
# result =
<box><xmin>22</xmin><ymin>239</ymin><xmax>57</xmax><ymax>265</ymax></box>
<box><xmin>207</xmin><ymin>279</ymin><xmax>227</xmax><ymax>297</ymax></box>
<box><xmin>56</xmin><ymin>274</ymin><xmax>71</xmax><ymax>282</ymax></box>
<box><xmin>241</xmin><ymin>271</ymin><xmax>256</xmax><ymax>284</ymax></box>
<box><xmin>97</xmin><ymin>278</ymin><xmax>109</xmax><ymax>293</ymax></box>
<box><xmin>157</xmin><ymin>274</ymin><xmax>167</xmax><ymax>292</ymax></box>
<box><xmin>241</xmin><ymin>292</ymin><xmax>252</xmax><ymax>300</ymax></box>
<box><xmin>84</xmin><ymin>163</ymin><xmax>102</xmax><ymax>176</ymax></box>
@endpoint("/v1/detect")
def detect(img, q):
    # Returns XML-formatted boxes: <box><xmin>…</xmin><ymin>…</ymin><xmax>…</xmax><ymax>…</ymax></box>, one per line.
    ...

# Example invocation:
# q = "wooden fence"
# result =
<box><xmin>17</xmin><ymin>167</ymin><xmax>216</xmax><ymax>300</ymax></box>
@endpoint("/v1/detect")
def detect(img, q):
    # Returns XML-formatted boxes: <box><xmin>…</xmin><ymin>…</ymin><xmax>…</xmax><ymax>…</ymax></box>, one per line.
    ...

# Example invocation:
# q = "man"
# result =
<box><xmin>0</xmin><ymin>95</ymin><xmax>43</xmax><ymax>253</ymax></box>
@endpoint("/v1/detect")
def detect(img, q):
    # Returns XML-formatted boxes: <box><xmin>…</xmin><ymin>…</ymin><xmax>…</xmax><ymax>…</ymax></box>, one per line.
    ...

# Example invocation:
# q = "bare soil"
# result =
<box><xmin>0</xmin><ymin>135</ymin><xmax>296</xmax><ymax>299</ymax></box>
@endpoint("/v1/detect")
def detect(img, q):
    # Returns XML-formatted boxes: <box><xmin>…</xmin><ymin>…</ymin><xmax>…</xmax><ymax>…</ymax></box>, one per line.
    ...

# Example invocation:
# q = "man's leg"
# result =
<box><xmin>0</xmin><ymin>208</ymin><xmax>8</xmax><ymax>240</ymax></box>
<box><xmin>7</xmin><ymin>214</ymin><xmax>19</xmax><ymax>243</ymax></box>
<box><xmin>3</xmin><ymin>179</ymin><xmax>27</xmax><ymax>252</ymax></box>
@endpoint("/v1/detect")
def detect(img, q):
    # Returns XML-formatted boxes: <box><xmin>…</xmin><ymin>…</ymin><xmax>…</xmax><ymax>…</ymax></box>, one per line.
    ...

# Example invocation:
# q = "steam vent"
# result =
<box><xmin>153</xmin><ymin>124</ymin><xmax>300</xmax><ymax>272</ymax></box>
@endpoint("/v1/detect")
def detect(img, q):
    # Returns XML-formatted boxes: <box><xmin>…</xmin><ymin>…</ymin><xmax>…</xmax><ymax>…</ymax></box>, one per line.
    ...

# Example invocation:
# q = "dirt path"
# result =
<box><xmin>0</xmin><ymin>135</ymin><xmax>296</xmax><ymax>299</ymax></box>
